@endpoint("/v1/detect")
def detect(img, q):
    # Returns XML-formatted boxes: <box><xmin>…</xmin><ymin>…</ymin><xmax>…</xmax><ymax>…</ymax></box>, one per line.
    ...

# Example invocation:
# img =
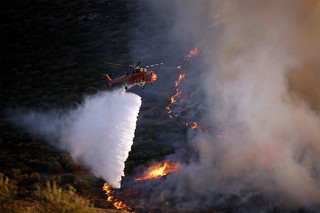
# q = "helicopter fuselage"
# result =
<box><xmin>106</xmin><ymin>70</ymin><xmax>157</xmax><ymax>89</ymax></box>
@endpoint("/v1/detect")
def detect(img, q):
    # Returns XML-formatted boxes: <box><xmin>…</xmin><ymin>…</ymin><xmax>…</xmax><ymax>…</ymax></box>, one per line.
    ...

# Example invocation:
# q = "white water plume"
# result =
<box><xmin>14</xmin><ymin>88</ymin><xmax>141</xmax><ymax>188</ymax></box>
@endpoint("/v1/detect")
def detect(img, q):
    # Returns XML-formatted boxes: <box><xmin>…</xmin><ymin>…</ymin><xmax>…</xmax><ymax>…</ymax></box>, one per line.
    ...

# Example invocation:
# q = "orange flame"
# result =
<box><xmin>175</xmin><ymin>73</ymin><xmax>186</xmax><ymax>87</ymax></box>
<box><xmin>214</xmin><ymin>14</ymin><xmax>221</xmax><ymax>19</ymax></box>
<box><xmin>135</xmin><ymin>161</ymin><xmax>178</xmax><ymax>181</ymax></box>
<box><xmin>166</xmin><ymin>89</ymin><xmax>182</xmax><ymax>115</ymax></box>
<box><xmin>167</xmin><ymin>47</ymin><xmax>199</xmax><ymax>117</ymax></box>
<box><xmin>190</xmin><ymin>122</ymin><xmax>198</xmax><ymax>129</ymax></box>
<box><xmin>103</xmin><ymin>183</ymin><xmax>134</xmax><ymax>213</ymax></box>
<box><xmin>208</xmin><ymin>19</ymin><xmax>225</xmax><ymax>29</ymax></box>
<box><xmin>187</xmin><ymin>47</ymin><xmax>199</xmax><ymax>58</ymax></box>
<box><xmin>171</xmin><ymin>89</ymin><xmax>182</xmax><ymax>104</ymax></box>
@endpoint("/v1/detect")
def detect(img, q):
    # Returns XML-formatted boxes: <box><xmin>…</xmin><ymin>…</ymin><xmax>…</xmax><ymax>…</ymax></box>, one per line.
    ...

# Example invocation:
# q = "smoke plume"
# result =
<box><xmin>14</xmin><ymin>89</ymin><xmax>141</xmax><ymax>188</ymax></box>
<box><xmin>128</xmin><ymin>0</ymin><xmax>320</xmax><ymax>211</ymax></box>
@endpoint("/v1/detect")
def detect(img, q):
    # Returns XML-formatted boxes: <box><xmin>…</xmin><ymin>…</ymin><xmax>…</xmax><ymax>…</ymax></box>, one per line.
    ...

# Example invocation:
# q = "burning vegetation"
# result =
<box><xmin>135</xmin><ymin>160</ymin><xmax>179</xmax><ymax>181</ymax></box>
<box><xmin>103</xmin><ymin>183</ymin><xmax>134</xmax><ymax>213</ymax></box>
<box><xmin>166</xmin><ymin>46</ymin><xmax>200</xmax><ymax>127</ymax></box>
<box><xmin>105</xmin><ymin>1</ymin><xmax>320</xmax><ymax>211</ymax></box>
<box><xmin>102</xmin><ymin>161</ymin><xmax>179</xmax><ymax>212</ymax></box>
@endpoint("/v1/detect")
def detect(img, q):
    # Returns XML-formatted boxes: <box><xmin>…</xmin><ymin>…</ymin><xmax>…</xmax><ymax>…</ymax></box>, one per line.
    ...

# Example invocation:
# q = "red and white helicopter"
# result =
<box><xmin>105</xmin><ymin>60</ymin><xmax>161</xmax><ymax>90</ymax></box>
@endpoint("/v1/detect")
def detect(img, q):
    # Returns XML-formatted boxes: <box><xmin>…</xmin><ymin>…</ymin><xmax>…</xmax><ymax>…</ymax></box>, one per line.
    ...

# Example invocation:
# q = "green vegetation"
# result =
<box><xmin>35</xmin><ymin>180</ymin><xmax>94</xmax><ymax>213</ymax></box>
<box><xmin>0</xmin><ymin>0</ymin><xmax>184</xmax><ymax>211</ymax></box>
<box><xmin>1</xmin><ymin>173</ymin><xmax>97</xmax><ymax>213</ymax></box>
<box><xmin>0</xmin><ymin>173</ymin><xmax>18</xmax><ymax>213</ymax></box>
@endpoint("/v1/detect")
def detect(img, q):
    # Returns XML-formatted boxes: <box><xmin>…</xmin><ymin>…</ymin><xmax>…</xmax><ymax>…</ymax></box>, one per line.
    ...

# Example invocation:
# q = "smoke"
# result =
<box><xmin>13</xmin><ymin>89</ymin><xmax>141</xmax><ymax>188</ymax></box>
<box><xmin>199</xmin><ymin>0</ymin><xmax>320</xmax><ymax>206</ymax></box>
<box><xmin>127</xmin><ymin>0</ymin><xmax>320</xmax><ymax>211</ymax></box>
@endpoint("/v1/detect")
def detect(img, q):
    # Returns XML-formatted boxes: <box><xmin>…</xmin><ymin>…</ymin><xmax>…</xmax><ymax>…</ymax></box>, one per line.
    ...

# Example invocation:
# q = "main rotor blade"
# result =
<box><xmin>135</xmin><ymin>60</ymin><xmax>143</xmax><ymax>67</ymax></box>
<box><xmin>104</xmin><ymin>62</ymin><xmax>129</xmax><ymax>67</ymax></box>
<box><xmin>145</xmin><ymin>62</ymin><xmax>165</xmax><ymax>68</ymax></box>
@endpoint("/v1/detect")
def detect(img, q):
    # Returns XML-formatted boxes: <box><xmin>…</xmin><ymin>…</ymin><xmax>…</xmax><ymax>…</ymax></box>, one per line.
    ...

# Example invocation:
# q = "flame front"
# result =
<box><xmin>167</xmin><ymin>47</ymin><xmax>199</xmax><ymax>120</ymax></box>
<box><xmin>166</xmin><ymin>89</ymin><xmax>182</xmax><ymax>117</ymax></box>
<box><xmin>166</xmin><ymin>13</ymin><xmax>224</xmax><ymax>126</ymax></box>
<box><xmin>103</xmin><ymin>183</ymin><xmax>134</xmax><ymax>213</ymax></box>
<box><xmin>187</xmin><ymin>47</ymin><xmax>199</xmax><ymax>58</ymax></box>
<box><xmin>135</xmin><ymin>161</ymin><xmax>178</xmax><ymax>181</ymax></box>
<box><xmin>175</xmin><ymin>73</ymin><xmax>186</xmax><ymax>87</ymax></box>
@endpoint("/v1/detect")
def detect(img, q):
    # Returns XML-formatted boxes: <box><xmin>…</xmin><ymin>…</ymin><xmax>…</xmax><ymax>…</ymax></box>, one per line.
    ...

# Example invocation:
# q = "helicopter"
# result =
<box><xmin>105</xmin><ymin>60</ymin><xmax>159</xmax><ymax>90</ymax></box>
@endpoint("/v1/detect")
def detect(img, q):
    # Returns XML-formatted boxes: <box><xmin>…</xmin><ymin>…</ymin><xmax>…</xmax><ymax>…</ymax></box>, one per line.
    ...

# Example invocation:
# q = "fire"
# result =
<box><xmin>208</xmin><ymin>19</ymin><xmax>225</xmax><ymax>29</ymax></box>
<box><xmin>166</xmin><ymin>88</ymin><xmax>182</xmax><ymax>115</ymax></box>
<box><xmin>135</xmin><ymin>161</ymin><xmax>178</xmax><ymax>181</ymax></box>
<box><xmin>167</xmin><ymin>46</ymin><xmax>200</xmax><ymax>119</ymax></box>
<box><xmin>171</xmin><ymin>89</ymin><xmax>182</xmax><ymax>104</ymax></box>
<box><xmin>103</xmin><ymin>183</ymin><xmax>134</xmax><ymax>213</ymax></box>
<box><xmin>167</xmin><ymin>17</ymin><xmax>225</xmax><ymax>128</ymax></box>
<box><xmin>187</xmin><ymin>47</ymin><xmax>199</xmax><ymax>58</ymax></box>
<box><xmin>190</xmin><ymin>122</ymin><xmax>198</xmax><ymax>129</ymax></box>
<box><xmin>175</xmin><ymin>73</ymin><xmax>186</xmax><ymax>87</ymax></box>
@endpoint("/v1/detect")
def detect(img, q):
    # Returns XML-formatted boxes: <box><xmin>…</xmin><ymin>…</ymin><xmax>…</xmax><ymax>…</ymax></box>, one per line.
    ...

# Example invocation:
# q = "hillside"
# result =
<box><xmin>0</xmin><ymin>0</ymin><xmax>185</xmax><ymax>211</ymax></box>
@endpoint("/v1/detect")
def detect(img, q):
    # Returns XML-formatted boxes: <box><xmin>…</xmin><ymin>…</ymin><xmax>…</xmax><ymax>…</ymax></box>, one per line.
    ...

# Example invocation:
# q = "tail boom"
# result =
<box><xmin>106</xmin><ymin>74</ymin><xmax>113</xmax><ymax>86</ymax></box>
<box><xmin>106</xmin><ymin>74</ymin><xmax>130</xmax><ymax>87</ymax></box>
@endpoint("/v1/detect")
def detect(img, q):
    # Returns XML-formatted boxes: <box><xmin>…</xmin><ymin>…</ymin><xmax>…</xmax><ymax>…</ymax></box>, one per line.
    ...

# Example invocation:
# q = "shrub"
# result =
<box><xmin>30</xmin><ymin>172</ymin><xmax>41</xmax><ymax>183</ymax></box>
<box><xmin>35</xmin><ymin>180</ymin><xmax>94</xmax><ymax>213</ymax></box>
<box><xmin>10</xmin><ymin>168</ymin><xmax>21</xmax><ymax>180</ymax></box>
<box><xmin>0</xmin><ymin>173</ymin><xmax>18</xmax><ymax>213</ymax></box>
<box><xmin>47</xmin><ymin>160</ymin><xmax>63</xmax><ymax>174</ymax></box>
<box><xmin>74</xmin><ymin>179</ymin><xmax>89</xmax><ymax>193</ymax></box>
<box><xmin>61</xmin><ymin>174</ymin><xmax>76</xmax><ymax>185</ymax></box>
<box><xmin>48</xmin><ymin>176</ymin><xmax>61</xmax><ymax>185</ymax></box>
<box><xmin>61</xmin><ymin>156</ymin><xmax>80</xmax><ymax>172</ymax></box>
<box><xmin>18</xmin><ymin>172</ymin><xmax>41</xmax><ymax>186</ymax></box>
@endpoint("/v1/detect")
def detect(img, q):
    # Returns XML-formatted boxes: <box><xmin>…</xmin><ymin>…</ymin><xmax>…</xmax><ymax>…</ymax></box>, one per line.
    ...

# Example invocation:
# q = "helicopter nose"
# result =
<box><xmin>152</xmin><ymin>73</ymin><xmax>157</xmax><ymax>81</ymax></box>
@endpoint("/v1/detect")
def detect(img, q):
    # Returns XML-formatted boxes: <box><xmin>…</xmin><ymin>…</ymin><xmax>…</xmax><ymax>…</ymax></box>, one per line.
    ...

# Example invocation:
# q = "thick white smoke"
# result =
<box><xmin>128</xmin><ymin>0</ymin><xmax>320</xmax><ymax>211</ymax></box>
<box><xmin>199</xmin><ymin>0</ymin><xmax>320</xmax><ymax>206</ymax></box>
<box><xmin>15</xmin><ymin>89</ymin><xmax>141</xmax><ymax>188</ymax></box>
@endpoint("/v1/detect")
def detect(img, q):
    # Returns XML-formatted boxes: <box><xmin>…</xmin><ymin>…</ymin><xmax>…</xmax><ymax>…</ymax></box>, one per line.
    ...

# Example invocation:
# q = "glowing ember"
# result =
<box><xmin>190</xmin><ymin>122</ymin><xmax>198</xmax><ymax>129</ymax></box>
<box><xmin>135</xmin><ymin>161</ymin><xmax>178</xmax><ymax>181</ymax></box>
<box><xmin>208</xmin><ymin>19</ymin><xmax>225</xmax><ymax>29</ymax></box>
<box><xmin>103</xmin><ymin>183</ymin><xmax>134</xmax><ymax>213</ymax></box>
<box><xmin>214</xmin><ymin>14</ymin><xmax>221</xmax><ymax>19</ymax></box>
<box><xmin>167</xmin><ymin>46</ymin><xmax>200</xmax><ymax>118</ymax></box>
<box><xmin>166</xmin><ymin>89</ymin><xmax>182</xmax><ymax>115</ymax></box>
<box><xmin>175</xmin><ymin>73</ymin><xmax>186</xmax><ymax>87</ymax></box>
<box><xmin>187</xmin><ymin>47</ymin><xmax>199</xmax><ymax>58</ymax></box>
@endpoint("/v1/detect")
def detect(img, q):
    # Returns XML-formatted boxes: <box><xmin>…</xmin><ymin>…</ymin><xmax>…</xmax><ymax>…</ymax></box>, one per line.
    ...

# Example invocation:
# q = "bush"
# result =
<box><xmin>0</xmin><ymin>173</ymin><xmax>18</xmax><ymax>213</ymax></box>
<box><xmin>47</xmin><ymin>160</ymin><xmax>63</xmax><ymax>174</ymax></box>
<box><xmin>48</xmin><ymin>176</ymin><xmax>61</xmax><ymax>185</ymax></box>
<box><xmin>10</xmin><ymin>168</ymin><xmax>21</xmax><ymax>180</ymax></box>
<box><xmin>60</xmin><ymin>155</ymin><xmax>80</xmax><ymax>172</ymax></box>
<box><xmin>19</xmin><ymin>172</ymin><xmax>41</xmax><ymax>186</ymax></box>
<box><xmin>61</xmin><ymin>174</ymin><xmax>76</xmax><ymax>185</ymax></box>
<box><xmin>35</xmin><ymin>180</ymin><xmax>94</xmax><ymax>213</ymax></box>
<box><xmin>74</xmin><ymin>179</ymin><xmax>89</xmax><ymax>193</ymax></box>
